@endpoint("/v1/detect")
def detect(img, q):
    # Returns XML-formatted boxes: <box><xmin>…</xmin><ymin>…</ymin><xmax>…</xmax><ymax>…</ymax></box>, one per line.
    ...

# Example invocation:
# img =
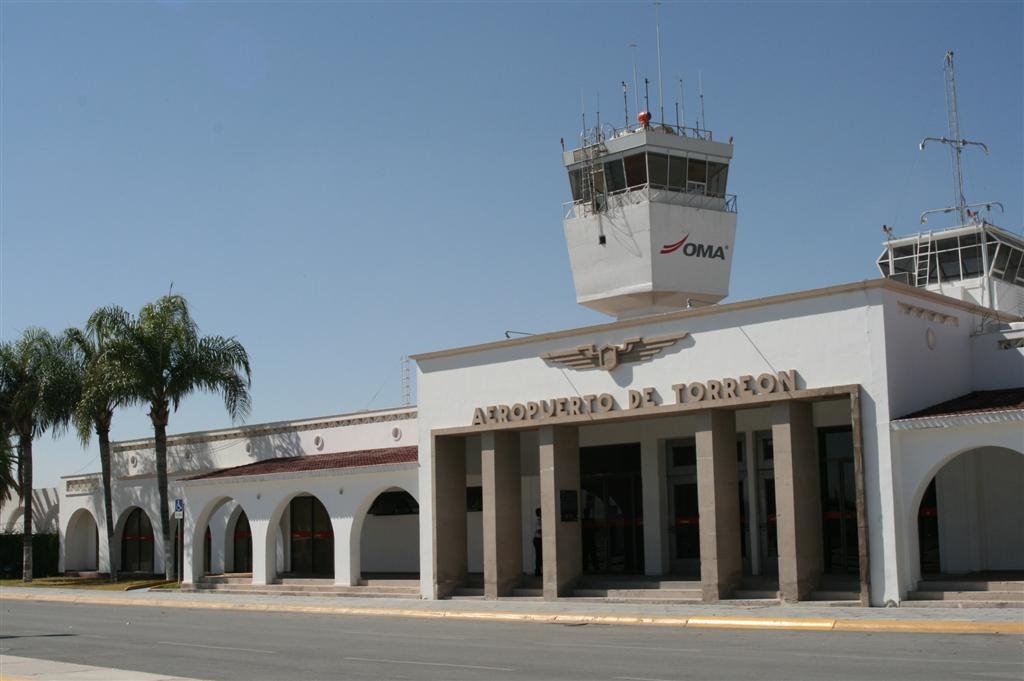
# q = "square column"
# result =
<box><xmin>538</xmin><ymin>425</ymin><xmax>581</xmax><ymax>600</ymax></box>
<box><xmin>482</xmin><ymin>431</ymin><xmax>523</xmax><ymax>598</ymax></box>
<box><xmin>432</xmin><ymin>435</ymin><xmax>467</xmax><ymax>598</ymax></box>
<box><xmin>772</xmin><ymin>401</ymin><xmax>823</xmax><ymax>602</ymax></box>
<box><xmin>640</xmin><ymin>433</ymin><xmax>666</xmax><ymax>576</ymax></box>
<box><xmin>696</xmin><ymin>409</ymin><xmax>742</xmax><ymax>602</ymax></box>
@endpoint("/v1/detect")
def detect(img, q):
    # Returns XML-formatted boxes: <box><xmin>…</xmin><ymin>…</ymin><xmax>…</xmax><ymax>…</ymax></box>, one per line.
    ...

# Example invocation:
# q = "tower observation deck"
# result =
<box><xmin>562</xmin><ymin>116</ymin><xmax>737</xmax><ymax>319</ymax></box>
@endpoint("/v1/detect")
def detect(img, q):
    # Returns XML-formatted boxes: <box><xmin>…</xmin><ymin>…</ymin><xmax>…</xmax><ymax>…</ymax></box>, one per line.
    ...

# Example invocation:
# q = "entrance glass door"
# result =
<box><xmin>289</xmin><ymin>496</ymin><xmax>334</xmax><ymax>576</ymax></box>
<box><xmin>756</xmin><ymin>433</ymin><xmax>778</xmax><ymax>575</ymax></box>
<box><xmin>819</xmin><ymin>427</ymin><xmax>860</xmax><ymax>574</ymax></box>
<box><xmin>666</xmin><ymin>439</ymin><xmax>700</xmax><ymax>575</ymax></box>
<box><xmin>580</xmin><ymin>444</ymin><xmax>644</xmax><ymax>574</ymax></box>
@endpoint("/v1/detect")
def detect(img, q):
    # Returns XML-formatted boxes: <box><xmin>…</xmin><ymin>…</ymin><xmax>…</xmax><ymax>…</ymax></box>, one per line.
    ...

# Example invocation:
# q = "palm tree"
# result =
<box><xmin>0</xmin><ymin>422</ymin><xmax>18</xmax><ymax>505</ymax></box>
<box><xmin>0</xmin><ymin>329</ymin><xmax>76</xmax><ymax>581</ymax></box>
<box><xmin>65</xmin><ymin>306</ymin><xmax>133</xmax><ymax>582</ymax></box>
<box><xmin>109</xmin><ymin>295</ymin><xmax>251</xmax><ymax>580</ymax></box>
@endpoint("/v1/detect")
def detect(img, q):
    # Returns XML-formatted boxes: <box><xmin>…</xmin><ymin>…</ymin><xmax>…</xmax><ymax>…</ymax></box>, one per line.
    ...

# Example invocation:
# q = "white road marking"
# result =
<box><xmin>344</xmin><ymin>656</ymin><xmax>513</xmax><ymax>672</ymax></box>
<box><xmin>156</xmin><ymin>640</ymin><xmax>274</xmax><ymax>654</ymax></box>
<box><xmin>615</xmin><ymin>676</ymin><xmax>679</xmax><ymax>681</ymax></box>
<box><xmin>541</xmin><ymin>641</ymin><xmax>701</xmax><ymax>654</ymax></box>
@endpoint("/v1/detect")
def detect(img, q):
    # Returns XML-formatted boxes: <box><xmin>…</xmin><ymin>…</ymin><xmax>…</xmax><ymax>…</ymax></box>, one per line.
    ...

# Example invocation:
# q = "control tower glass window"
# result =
<box><xmin>624</xmin><ymin>153</ymin><xmax>648</xmax><ymax>188</ymax></box>
<box><xmin>647</xmin><ymin>153</ymin><xmax>669</xmax><ymax>189</ymax></box>
<box><xmin>569</xmin><ymin>169</ymin><xmax>585</xmax><ymax>201</ymax></box>
<box><xmin>687</xmin><ymin>157</ymin><xmax>707</xmax><ymax>192</ymax></box>
<box><xmin>961</xmin><ymin>245</ymin><xmax>983</xmax><ymax>277</ymax></box>
<box><xmin>604</xmin><ymin>158</ymin><xmax>627</xmax><ymax>193</ymax></box>
<box><xmin>668</xmin><ymin>155</ymin><xmax>687</xmax><ymax>191</ymax></box>
<box><xmin>707</xmin><ymin>161</ymin><xmax>729</xmax><ymax>198</ymax></box>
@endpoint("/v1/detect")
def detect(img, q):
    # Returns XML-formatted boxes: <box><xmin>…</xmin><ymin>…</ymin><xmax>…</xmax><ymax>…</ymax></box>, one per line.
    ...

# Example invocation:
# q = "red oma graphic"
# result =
<box><xmin>660</xmin><ymin>234</ymin><xmax>727</xmax><ymax>259</ymax></box>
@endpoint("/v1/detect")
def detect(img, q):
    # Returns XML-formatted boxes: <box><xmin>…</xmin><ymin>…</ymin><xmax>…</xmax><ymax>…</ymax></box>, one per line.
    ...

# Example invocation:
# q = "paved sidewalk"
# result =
<box><xmin>2</xmin><ymin>586</ymin><xmax>1021</xmax><ymax>635</ymax></box>
<box><xmin>0</xmin><ymin>654</ymin><xmax>208</xmax><ymax>681</ymax></box>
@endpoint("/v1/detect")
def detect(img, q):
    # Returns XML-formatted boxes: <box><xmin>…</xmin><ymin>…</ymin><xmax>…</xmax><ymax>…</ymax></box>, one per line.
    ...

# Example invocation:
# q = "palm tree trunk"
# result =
<box><xmin>19</xmin><ymin>434</ymin><xmax>33</xmax><ymax>582</ymax></box>
<box><xmin>154</xmin><ymin>418</ymin><xmax>173</xmax><ymax>581</ymax></box>
<box><xmin>97</xmin><ymin>419</ymin><xmax>117</xmax><ymax>583</ymax></box>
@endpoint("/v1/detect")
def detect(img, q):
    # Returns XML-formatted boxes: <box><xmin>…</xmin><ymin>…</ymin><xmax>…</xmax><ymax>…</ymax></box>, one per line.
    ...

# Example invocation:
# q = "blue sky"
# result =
<box><xmin>2</xmin><ymin>1</ymin><xmax>1021</xmax><ymax>488</ymax></box>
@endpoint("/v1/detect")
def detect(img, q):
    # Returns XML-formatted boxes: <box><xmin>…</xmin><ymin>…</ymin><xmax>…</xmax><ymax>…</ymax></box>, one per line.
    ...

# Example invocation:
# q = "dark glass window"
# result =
<box><xmin>568</xmin><ymin>169</ymin><xmax>585</xmax><ymax>201</ymax></box>
<box><xmin>120</xmin><ymin>508</ymin><xmax>154</xmax><ymax>574</ymax></box>
<box><xmin>961</xmin><ymin>246</ymin><xmax>983</xmax><ymax>276</ymax></box>
<box><xmin>289</xmin><ymin>496</ymin><xmax>333</xmax><ymax>576</ymax></box>
<box><xmin>1005</xmin><ymin>247</ymin><xmax>1023</xmax><ymax>283</ymax></box>
<box><xmin>668</xmin><ymin>155</ymin><xmax>687</xmax><ymax>191</ymax></box>
<box><xmin>671</xmin><ymin>440</ymin><xmax>696</xmax><ymax>468</ymax></box>
<box><xmin>647</xmin><ymin>153</ymin><xmax>669</xmax><ymax>188</ymax></box>
<box><xmin>687</xmin><ymin>157</ymin><xmax>707</xmax><ymax>185</ymax></box>
<box><xmin>604</xmin><ymin>159</ymin><xmax>627</xmax><ymax>192</ymax></box>
<box><xmin>369</xmin><ymin>490</ymin><xmax>419</xmax><ymax>516</ymax></box>
<box><xmin>958</xmin><ymin>233</ymin><xmax>979</xmax><ymax>247</ymax></box>
<box><xmin>466</xmin><ymin>486</ymin><xmax>483</xmax><ymax>512</ymax></box>
<box><xmin>233</xmin><ymin>511</ymin><xmax>252</xmax><ymax>573</ymax></box>
<box><xmin>706</xmin><ymin>161</ymin><xmax>729</xmax><ymax>197</ymax></box>
<box><xmin>938</xmin><ymin>249</ymin><xmax>961</xmax><ymax>279</ymax></box>
<box><xmin>623</xmin><ymin>153</ymin><xmax>648</xmax><ymax>187</ymax></box>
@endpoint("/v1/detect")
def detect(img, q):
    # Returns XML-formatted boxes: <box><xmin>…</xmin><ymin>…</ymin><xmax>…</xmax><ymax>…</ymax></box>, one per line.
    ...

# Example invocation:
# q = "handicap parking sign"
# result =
<box><xmin>174</xmin><ymin>498</ymin><xmax>184</xmax><ymax>518</ymax></box>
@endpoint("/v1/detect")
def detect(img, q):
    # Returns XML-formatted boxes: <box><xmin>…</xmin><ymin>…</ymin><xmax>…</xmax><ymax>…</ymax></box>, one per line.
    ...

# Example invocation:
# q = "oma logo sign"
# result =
<box><xmin>659</xmin><ymin>234</ymin><xmax>728</xmax><ymax>259</ymax></box>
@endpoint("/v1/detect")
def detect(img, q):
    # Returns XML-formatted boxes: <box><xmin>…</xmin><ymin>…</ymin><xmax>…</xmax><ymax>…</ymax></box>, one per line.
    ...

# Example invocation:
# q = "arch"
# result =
<box><xmin>350</xmin><ymin>485</ymin><xmax>420</xmax><ymax>582</ymax></box>
<box><xmin>910</xmin><ymin>445</ymin><xmax>1024</xmax><ymax>578</ymax></box>
<box><xmin>264</xmin><ymin>491</ymin><xmax>334</xmax><ymax>580</ymax></box>
<box><xmin>188</xmin><ymin>496</ymin><xmax>247</xmax><ymax>582</ymax></box>
<box><xmin>117</xmin><ymin>507</ymin><xmax>155</xmax><ymax>574</ymax></box>
<box><xmin>64</xmin><ymin>508</ymin><xmax>99</xmax><ymax>572</ymax></box>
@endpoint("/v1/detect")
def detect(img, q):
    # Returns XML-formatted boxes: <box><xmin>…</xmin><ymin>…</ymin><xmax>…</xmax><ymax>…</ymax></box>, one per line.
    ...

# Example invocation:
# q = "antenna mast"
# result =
<box><xmin>655</xmin><ymin>1</ymin><xmax>664</xmax><ymax>124</ymax></box>
<box><xmin>622</xmin><ymin>81</ymin><xmax>629</xmax><ymax>127</ymax></box>
<box><xmin>920</xmin><ymin>51</ymin><xmax>992</xmax><ymax>226</ymax></box>
<box><xmin>401</xmin><ymin>356</ymin><xmax>412</xmax><ymax>406</ymax></box>
<box><xmin>678</xmin><ymin>77</ymin><xmax>685</xmax><ymax>134</ymax></box>
<box><xmin>698</xmin><ymin>71</ymin><xmax>706</xmax><ymax>130</ymax></box>
<box><xmin>629</xmin><ymin>43</ymin><xmax>640</xmax><ymax>118</ymax></box>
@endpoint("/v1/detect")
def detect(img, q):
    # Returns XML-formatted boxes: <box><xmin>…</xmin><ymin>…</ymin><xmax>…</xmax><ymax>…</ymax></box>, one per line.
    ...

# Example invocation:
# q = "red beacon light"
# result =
<box><xmin>637</xmin><ymin>111</ymin><xmax>652</xmax><ymax>128</ymax></box>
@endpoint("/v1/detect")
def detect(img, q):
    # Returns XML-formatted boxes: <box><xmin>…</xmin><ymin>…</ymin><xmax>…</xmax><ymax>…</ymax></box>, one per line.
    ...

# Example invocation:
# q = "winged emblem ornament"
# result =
<box><xmin>540</xmin><ymin>333</ymin><xmax>689</xmax><ymax>372</ymax></box>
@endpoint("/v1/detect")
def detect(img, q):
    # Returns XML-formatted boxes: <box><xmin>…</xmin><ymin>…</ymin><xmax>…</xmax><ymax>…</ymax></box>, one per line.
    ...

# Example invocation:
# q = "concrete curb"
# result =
<box><xmin>2</xmin><ymin>591</ymin><xmax>1021</xmax><ymax>636</ymax></box>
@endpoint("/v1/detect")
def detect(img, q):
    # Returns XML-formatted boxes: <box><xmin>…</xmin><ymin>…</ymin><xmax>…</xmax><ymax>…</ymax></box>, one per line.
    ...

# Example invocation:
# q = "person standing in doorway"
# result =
<box><xmin>533</xmin><ymin>508</ymin><xmax>543</xmax><ymax>576</ymax></box>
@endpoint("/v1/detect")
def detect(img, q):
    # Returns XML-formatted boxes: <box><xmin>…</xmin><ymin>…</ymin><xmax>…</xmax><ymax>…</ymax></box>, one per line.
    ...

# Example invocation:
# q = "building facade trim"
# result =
<box><xmin>890</xmin><ymin>409</ymin><xmax>1024</xmax><ymax>430</ymax></box>
<box><xmin>411</xmin><ymin>280</ymin><xmax>1018</xmax><ymax>363</ymax></box>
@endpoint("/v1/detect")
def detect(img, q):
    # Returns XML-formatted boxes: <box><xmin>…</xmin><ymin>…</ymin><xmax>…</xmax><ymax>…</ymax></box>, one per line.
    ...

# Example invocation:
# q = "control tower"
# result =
<box><xmin>562</xmin><ymin>114</ymin><xmax>737</xmax><ymax>319</ymax></box>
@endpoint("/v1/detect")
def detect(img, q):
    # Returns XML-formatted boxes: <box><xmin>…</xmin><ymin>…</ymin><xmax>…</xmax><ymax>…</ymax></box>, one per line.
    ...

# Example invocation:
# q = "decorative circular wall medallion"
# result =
<box><xmin>245</xmin><ymin>442</ymin><xmax>253</xmax><ymax>455</ymax></box>
<box><xmin>129</xmin><ymin>455</ymin><xmax>138</xmax><ymax>468</ymax></box>
<box><xmin>391</xmin><ymin>427</ymin><xmax>402</xmax><ymax>441</ymax></box>
<box><xmin>314</xmin><ymin>435</ymin><xmax>325</xmax><ymax>451</ymax></box>
<box><xmin>926</xmin><ymin>328</ymin><xmax>937</xmax><ymax>350</ymax></box>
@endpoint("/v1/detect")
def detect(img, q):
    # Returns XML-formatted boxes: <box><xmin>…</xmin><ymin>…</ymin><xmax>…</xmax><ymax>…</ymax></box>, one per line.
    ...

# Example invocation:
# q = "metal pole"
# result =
<box><xmin>655</xmin><ymin>1</ymin><xmax>664</xmax><ymax>124</ymax></box>
<box><xmin>629</xmin><ymin>43</ymin><xmax>640</xmax><ymax>118</ymax></box>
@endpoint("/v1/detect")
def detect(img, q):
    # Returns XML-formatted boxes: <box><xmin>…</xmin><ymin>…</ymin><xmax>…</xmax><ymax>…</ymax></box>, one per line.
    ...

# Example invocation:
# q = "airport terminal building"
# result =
<box><xmin>58</xmin><ymin>119</ymin><xmax>1024</xmax><ymax>607</ymax></box>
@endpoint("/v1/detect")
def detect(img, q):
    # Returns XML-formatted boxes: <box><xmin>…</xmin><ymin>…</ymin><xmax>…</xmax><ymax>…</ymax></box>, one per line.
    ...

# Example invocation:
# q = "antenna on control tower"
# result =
<box><xmin>655</xmin><ymin>1</ymin><xmax>665</xmax><ymax>124</ymax></box>
<box><xmin>629</xmin><ymin>43</ymin><xmax>640</xmax><ymax>118</ymax></box>
<box><xmin>919</xmin><ymin>51</ymin><xmax>993</xmax><ymax>227</ymax></box>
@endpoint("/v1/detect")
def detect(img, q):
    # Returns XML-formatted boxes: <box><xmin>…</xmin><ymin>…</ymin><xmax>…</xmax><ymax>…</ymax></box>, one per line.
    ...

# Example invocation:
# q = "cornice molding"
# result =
<box><xmin>891</xmin><ymin>409</ymin><xmax>1024</xmax><ymax>430</ymax></box>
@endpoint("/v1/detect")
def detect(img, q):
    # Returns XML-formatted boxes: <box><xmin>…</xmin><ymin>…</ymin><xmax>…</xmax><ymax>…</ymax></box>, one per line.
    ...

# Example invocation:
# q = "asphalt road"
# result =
<box><xmin>1</xmin><ymin>600</ymin><xmax>1022</xmax><ymax>681</ymax></box>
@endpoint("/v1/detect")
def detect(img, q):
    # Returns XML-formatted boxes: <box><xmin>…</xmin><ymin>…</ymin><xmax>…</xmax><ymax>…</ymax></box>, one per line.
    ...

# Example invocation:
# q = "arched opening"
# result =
<box><xmin>358</xmin><ymin>488</ymin><xmax>419</xmax><ymax>580</ymax></box>
<box><xmin>65</xmin><ymin>509</ymin><xmax>99</xmax><ymax>572</ymax></box>
<box><xmin>276</xmin><ymin>494</ymin><xmax>333</xmax><ymax>578</ymax></box>
<box><xmin>119</xmin><ymin>507</ymin><xmax>155</xmax><ymax>574</ymax></box>
<box><xmin>230</xmin><ymin>510</ymin><xmax>252</xmax><ymax>573</ymax></box>
<box><xmin>915</xmin><ymin>446</ymin><xmax>1024</xmax><ymax>576</ymax></box>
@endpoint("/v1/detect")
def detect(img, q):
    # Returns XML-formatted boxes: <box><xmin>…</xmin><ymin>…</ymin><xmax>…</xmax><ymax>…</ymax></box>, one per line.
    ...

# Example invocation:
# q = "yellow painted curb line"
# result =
<box><xmin>833</xmin><ymin>618</ymin><xmax>1024</xmax><ymax>635</ymax></box>
<box><xmin>2</xmin><ymin>590</ymin><xmax>1020</xmax><ymax>636</ymax></box>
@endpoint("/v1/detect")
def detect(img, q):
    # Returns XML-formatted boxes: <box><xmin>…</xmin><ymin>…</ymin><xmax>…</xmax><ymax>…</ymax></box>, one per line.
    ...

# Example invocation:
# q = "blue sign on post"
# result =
<box><xmin>174</xmin><ymin>498</ymin><xmax>184</xmax><ymax>518</ymax></box>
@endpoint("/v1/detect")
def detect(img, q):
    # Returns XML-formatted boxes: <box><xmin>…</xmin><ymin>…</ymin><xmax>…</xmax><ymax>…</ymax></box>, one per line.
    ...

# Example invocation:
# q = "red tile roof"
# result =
<box><xmin>896</xmin><ymin>388</ymin><xmax>1024</xmax><ymax>421</ymax></box>
<box><xmin>184</xmin><ymin>447</ymin><xmax>418</xmax><ymax>481</ymax></box>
